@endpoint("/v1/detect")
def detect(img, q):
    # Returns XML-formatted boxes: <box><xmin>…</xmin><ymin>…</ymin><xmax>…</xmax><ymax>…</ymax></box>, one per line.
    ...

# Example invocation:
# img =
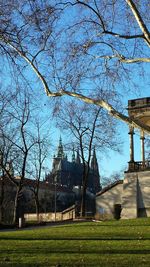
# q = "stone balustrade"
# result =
<box><xmin>127</xmin><ymin>160</ymin><xmax>150</xmax><ymax>172</ymax></box>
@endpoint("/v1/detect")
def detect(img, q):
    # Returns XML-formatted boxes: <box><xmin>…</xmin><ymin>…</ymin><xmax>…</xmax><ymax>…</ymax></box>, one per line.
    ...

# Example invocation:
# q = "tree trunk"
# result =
<box><xmin>80</xmin><ymin>183</ymin><xmax>86</xmax><ymax>217</ymax></box>
<box><xmin>12</xmin><ymin>186</ymin><xmax>22</xmax><ymax>225</ymax></box>
<box><xmin>12</xmin><ymin>187</ymin><xmax>19</xmax><ymax>225</ymax></box>
<box><xmin>35</xmin><ymin>194</ymin><xmax>40</xmax><ymax>222</ymax></box>
<box><xmin>0</xmin><ymin>178</ymin><xmax>4</xmax><ymax>223</ymax></box>
<box><xmin>80</xmin><ymin>170</ymin><xmax>89</xmax><ymax>218</ymax></box>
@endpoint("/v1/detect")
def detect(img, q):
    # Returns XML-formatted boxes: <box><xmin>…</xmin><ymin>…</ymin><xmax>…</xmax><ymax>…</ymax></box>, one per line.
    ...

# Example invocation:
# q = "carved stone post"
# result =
<box><xmin>140</xmin><ymin>131</ymin><xmax>145</xmax><ymax>163</ymax></box>
<box><xmin>129</xmin><ymin>126</ymin><xmax>135</xmax><ymax>162</ymax></box>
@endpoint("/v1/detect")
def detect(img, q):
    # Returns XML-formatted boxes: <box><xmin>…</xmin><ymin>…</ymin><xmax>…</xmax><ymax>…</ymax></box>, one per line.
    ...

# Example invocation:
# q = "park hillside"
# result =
<box><xmin>0</xmin><ymin>218</ymin><xmax>150</xmax><ymax>267</ymax></box>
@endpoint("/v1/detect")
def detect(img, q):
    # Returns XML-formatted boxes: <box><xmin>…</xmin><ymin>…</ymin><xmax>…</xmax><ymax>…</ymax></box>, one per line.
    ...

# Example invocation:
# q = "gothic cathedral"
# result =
<box><xmin>46</xmin><ymin>137</ymin><xmax>101</xmax><ymax>194</ymax></box>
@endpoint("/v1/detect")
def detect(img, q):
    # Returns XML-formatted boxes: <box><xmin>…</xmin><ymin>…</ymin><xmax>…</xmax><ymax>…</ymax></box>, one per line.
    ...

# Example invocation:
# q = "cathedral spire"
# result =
<box><xmin>72</xmin><ymin>146</ymin><xmax>75</xmax><ymax>163</ymax></box>
<box><xmin>91</xmin><ymin>147</ymin><xmax>99</xmax><ymax>173</ymax></box>
<box><xmin>57</xmin><ymin>136</ymin><xmax>64</xmax><ymax>159</ymax></box>
<box><xmin>91</xmin><ymin>147</ymin><xmax>101</xmax><ymax>193</ymax></box>
<box><xmin>76</xmin><ymin>148</ymin><xmax>81</xmax><ymax>164</ymax></box>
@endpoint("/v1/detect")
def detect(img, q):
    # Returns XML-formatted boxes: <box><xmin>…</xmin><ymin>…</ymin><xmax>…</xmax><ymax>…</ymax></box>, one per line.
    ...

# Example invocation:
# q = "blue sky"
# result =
<box><xmin>1</xmin><ymin>1</ymin><xmax>150</xmax><ymax>181</ymax></box>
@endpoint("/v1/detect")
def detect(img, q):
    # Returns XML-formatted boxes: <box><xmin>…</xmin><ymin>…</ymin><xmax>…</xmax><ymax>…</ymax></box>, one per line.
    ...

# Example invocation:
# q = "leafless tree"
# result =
<box><xmin>0</xmin><ymin>88</ymin><xmax>18</xmax><ymax>223</ymax></box>
<box><xmin>0</xmin><ymin>134</ymin><xmax>15</xmax><ymax>223</ymax></box>
<box><xmin>0</xmin><ymin>0</ymin><xmax>150</xmax><ymax>135</ymax></box>
<box><xmin>28</xmin><ymin>121</ymin><xmax>50</xmax><ymax>221</ymax></box>
<box><xmin>56</xmin><ymin>98</ymin><xmax>121</xmax><ymax>216</ymax></box>
<box><xmin>0</xmin><ymin>92</ymin><xmax>40</xmax><ymax>224</ymax></box>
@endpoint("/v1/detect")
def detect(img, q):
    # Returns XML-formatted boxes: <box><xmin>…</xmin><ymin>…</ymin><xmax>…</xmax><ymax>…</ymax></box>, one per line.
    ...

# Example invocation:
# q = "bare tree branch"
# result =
<box><xmin>0</xmin><ymin>0</ymin><xmax>150</xmax><ymax>137</ymax></box>
<box><xmin>126</xmin><ymin>0</ymin><xmax>150</xmax><ymax>46</ymax></box>
<box><xmin>52</xmin><ymin>89</ymin><xmax>150</xmax><ymax>135</ymax></box>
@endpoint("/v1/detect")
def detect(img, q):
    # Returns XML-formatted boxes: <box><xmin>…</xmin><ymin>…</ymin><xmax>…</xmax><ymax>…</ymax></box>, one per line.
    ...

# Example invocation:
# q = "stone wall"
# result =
<box><xmin>96</xmin><ymin>181</ymin><xmax>123</xmax><ymax>219</ymax></box>
<box><xmin>24</xmin><ymin>205</ymin><xmax>76</xmax><ymax>222</ymax></box>
<box><xmin>24</xmin><ymin>212</ymin><xmax>62</xmax><ymax>222</ymax></box>
<box><xmin>121</xmin><ymin>171</ymin><xmax>150</xmax><ymax>219</ymax></box>
<box><xmin>121</xmin><ymin>173</ymin><xmax>138</xmax><ymax>219</ymax></box>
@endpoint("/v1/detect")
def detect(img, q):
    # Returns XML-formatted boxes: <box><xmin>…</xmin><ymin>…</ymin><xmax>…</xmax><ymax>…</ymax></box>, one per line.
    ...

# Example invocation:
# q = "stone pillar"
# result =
<box><xmin>128</xmin><ymin>126</ymin><xmax>135</xmax><ymax>162</ymax></box>
<box><xmin>140</xmin><ymin>131</ymin><xmax>145</xmax><ymax>163</ymax></box>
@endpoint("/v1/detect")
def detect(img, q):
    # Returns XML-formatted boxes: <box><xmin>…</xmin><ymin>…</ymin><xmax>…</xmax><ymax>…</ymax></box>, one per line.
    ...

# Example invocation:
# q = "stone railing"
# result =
<box><xmin>61</xmin><ymin>205</ymin><xmax>76</xmax><ymax>220</ymax></box>
<box><xmin>127</xmin><ymin>161</ymin><xmax>150</xmax><ymax>172</ymax></box>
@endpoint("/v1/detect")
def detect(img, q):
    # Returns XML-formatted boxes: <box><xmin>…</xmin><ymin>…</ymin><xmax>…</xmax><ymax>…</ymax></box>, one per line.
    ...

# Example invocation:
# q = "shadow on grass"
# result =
<box><xmin>54</xmin><ymin>224</ymin><xmax>150</xmax><ymax>229</ymax></box>
<box><xmin>1</xmin><ymin>249</ymin><xmax>150</xmax><ymax>255</ymax></box>
<box><xmin>1</xmin><ymin>220</ymin><xmax>150</xmax><ymax>231</ymax></box>
<box><xmin>0</xmin><ymin>236</ymin><xmax>150</xmax><ymax>241</ymax></box>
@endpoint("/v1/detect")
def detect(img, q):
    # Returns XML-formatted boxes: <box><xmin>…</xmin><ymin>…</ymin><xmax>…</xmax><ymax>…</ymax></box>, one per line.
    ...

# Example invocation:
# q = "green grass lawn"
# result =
<box><xmin>0</xmin><ymin>218</ymin><xmax>150</xmax><ymax>266</ymax></box>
